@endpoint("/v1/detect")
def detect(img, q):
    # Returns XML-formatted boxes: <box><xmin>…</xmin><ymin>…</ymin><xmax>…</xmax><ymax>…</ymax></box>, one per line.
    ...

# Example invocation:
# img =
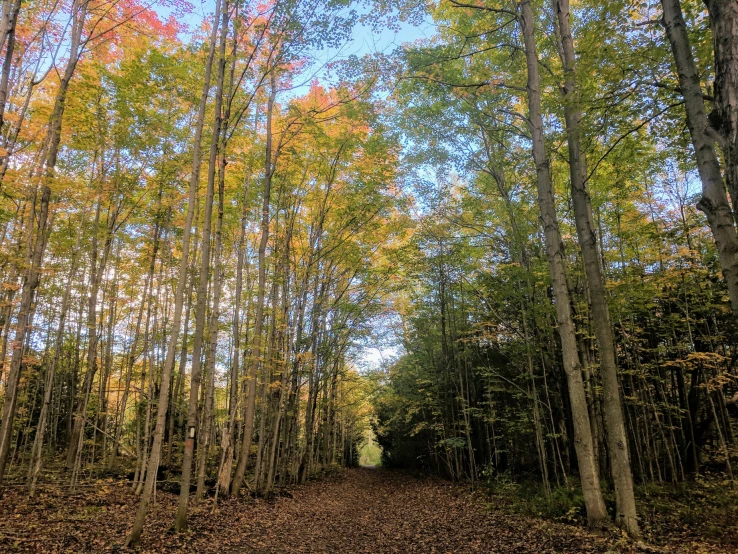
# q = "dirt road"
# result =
<box><xmin>1</xmin><ymin>467</ymin><xmax>721</xmax><ymax>552</ymax></box>
<box><xmin>219</xmin><ymin>467</ymin><xmax>611</xmax><ymax>553</ymax></box>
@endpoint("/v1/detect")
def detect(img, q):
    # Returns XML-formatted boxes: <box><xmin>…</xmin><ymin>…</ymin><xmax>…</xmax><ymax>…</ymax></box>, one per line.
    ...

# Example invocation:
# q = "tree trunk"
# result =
<box><xmin>553</xmin><ymin>0</ymin><xmax>640</xmax><ymax>537</ymax></box>
<box><xmin>195</xmin><ymin>133</ymin><xmax>227</xmax><ymax>501</ymax></box>
<box><xmin>26</xmin><ymin>226</ymin><xmax>82</xmax><ymax>495</ymax></box>
<box><xmin>0</xmin><ymin>0</ymin><xmax>20</xmax><ymax>134</ymax></box>
<box><xmin>110</xmin><ymin>218</ymin><xmax>161</xmax><ymax>467</ymax></box>
<box><xmin>174</xmin><ymin>0</ymin><xmax>228</xmax><ymax>532</ymax></box>
<box><xmin>216</xmin><ymin>169</ymin><xmax>249</xmax><ymax>497</ymax></box>
<box><xmin>67</xmin><ymin>193</ymin><xmax>119</xmax><ymax>474</ymax></box>
<box><xmin>518</xmin><ymin>0</ymin><xmax>608</xmax><ymax>528</ymax></box>
<box><xmin>704</xmin><ymin>0</ymin><xmax>738</xmax><ymax>218</ymax></box>
<box><xmin>661</xmin><ymin>0</ymin><xmax>738</xmax><ymax>318</ymax></box>
<box><xmin>125</xmin><ymin>0</ymin><xmax>223</xmax><ymax>544</ymax></box>
<box><xmin>232</xmin><ymin>73</ymin><xmax>277</xmax><ymax>497</ymax></box>
<box><xmin>0</xmin><ymin>0</ymin><xmax>88</xmax><ymax>482</ymax></box>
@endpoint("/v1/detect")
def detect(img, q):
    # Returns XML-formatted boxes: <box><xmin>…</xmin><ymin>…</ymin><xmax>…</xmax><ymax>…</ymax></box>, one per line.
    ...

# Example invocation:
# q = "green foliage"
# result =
<box><xmin>358</xmin><ymin>430</ymin><xmax>382</xmax><ymax>466</ymax></box>
<box><xmin>370</xmin><ymin>4</ymin><xmax>738</xmax><ymax>550</ymax></box>
<box><xmin>481</xmin><ymin>474</ymin><xmax>587</xmax><ymax>525</ymax></box>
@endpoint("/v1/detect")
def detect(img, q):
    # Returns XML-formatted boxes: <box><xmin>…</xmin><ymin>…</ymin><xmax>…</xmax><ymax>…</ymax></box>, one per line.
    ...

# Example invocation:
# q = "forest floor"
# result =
<box><xmin>0</xmin><ymin>467</ymin><xmax>731</xmax><ymax>553</ymax></box>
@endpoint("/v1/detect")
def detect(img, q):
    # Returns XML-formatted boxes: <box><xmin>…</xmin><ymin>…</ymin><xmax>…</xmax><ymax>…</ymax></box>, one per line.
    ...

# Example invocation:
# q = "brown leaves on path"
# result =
<box><xmin>0</xmin><ymin>468</ymin><xmax>728</xmax><ymax>553</ymax></box>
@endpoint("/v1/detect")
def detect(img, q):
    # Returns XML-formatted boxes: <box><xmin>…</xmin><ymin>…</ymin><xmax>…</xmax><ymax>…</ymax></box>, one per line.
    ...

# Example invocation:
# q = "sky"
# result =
<box><xmin>153</xmin><ymin>0</ymin><xmax>435</xmax><ymax>68</ymax></box>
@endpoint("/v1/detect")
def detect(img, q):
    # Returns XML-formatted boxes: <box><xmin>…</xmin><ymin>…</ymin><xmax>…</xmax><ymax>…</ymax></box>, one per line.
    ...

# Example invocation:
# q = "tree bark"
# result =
<box><xmin>174</xmin><ymin>0</ymin><xmax>228</xmax><ymax>532</ymax></box>
<box><xmin>553</xmin><ymin>0</ymin><xmax>639</xmax><ymax>537</ymax></box>
<box><xmin>26</xmin><ymin>225</ymin><xmax>82</xmax><ymax>495</ymax></box>
<box><xmin>195</xmin><ymin>131</ymin><xmax>227</xmax><ymax>501</ymax></box>
<box><xmin>661</xmin><ymin>0</ymin><xmax>738</xmax><ymax>318</ymax></box>
<box><xmin>0</xmin><ymin>0</ymin><xmax>87</xmax><ymax>483</ymax></box>
<box><xmin>704</xmin><ymin>0</ymin><xmax>738</xmax><ymax>218</ymax></box>
<box><xmin>232</xmin><ymin>73</ymin><xmax>278</xmax><ymax>497</ymax></box>
<box><xmin>0</xmin><ymin>0</ymin><xmax>20</xmax><ymax>133</ymax></box>
<box><xmin>67</xmin><ymin>189</ymin><xmax>119</xmax><ymax>472</ymax></box>
<box><xmin>518</xmin><ymin>0</ymin><xmax>608</xmax><ymax>528</ymax></box>
<box><xmin>125</xmin><ymin>0</ymin><xmax>223</xmax><ymax>544</ymax></box>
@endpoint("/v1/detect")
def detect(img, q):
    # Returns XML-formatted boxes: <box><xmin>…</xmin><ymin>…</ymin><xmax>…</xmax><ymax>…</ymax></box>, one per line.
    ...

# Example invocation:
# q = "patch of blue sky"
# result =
<box><xmin>151</xmin><ymin>0</ymin><xmax>434</xmax><ymax>95</ymax></box>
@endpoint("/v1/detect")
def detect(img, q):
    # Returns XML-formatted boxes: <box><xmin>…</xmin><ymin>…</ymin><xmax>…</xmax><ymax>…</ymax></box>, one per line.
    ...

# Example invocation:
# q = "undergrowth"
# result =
<box><xmin>480</xmin><ymin>470</ymin><xmax>738</xmax><ymax>549</ymax></box>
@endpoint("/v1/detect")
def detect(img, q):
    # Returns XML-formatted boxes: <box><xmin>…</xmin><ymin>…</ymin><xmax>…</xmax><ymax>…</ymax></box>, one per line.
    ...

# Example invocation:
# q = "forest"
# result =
<box><xmin>0</xmin><ymin>0</ymin><xmax>736</xmax><ymax>552</ymax></box>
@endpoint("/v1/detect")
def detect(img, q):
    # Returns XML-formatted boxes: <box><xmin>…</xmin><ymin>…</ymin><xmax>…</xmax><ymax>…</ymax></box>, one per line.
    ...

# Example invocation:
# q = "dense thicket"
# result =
<box><xmin>0</xmin><ymin>0</ymin><xmax>405</xmax><ymax>544</ymax></box>
<box><xmin>373</xmin><ymin>0</ymin><xmax>738</xmax><ymax>539</ymax></box>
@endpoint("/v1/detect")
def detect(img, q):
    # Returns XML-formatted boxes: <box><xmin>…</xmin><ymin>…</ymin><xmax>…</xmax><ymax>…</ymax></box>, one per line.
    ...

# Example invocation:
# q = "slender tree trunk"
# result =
<box><xmin>553</xmin><ymin>0</ymin><xmax>639</xmax><ymax>537</ymax></box>
<box><xmin>298</xmin><ymin>275</ymin><xmax>324</xmax><ymax>484</ymax></box>
<box><xmin>232</xmin><ymin>73</ymin><xmax>277</xmax><ymax>497</ymax></box>
<box><xmin>98</xmin><ymin>244</ymin><xmax>121</xmax><ymax>465</ymax></box>
<box><xmin>518</xmin><ymin>0</ymin><xmax>608</xmax><ymax>528</ymax></box>
<box><xmin>661</xmin><ymin>0</ymin><xmax>738</xmax><ymax>318</ymax></box>
<box><xmin>0</xmin><ymin>0</ymin><xmax>20</xmax><ymax>134</ymax></box>
<box><xmin>110</xmin><ymin>220</ymin><xmax>160</xmax><ymax>467</ymax></box>
<box><xmin>0</xmin><ymin>0</ymin><xmax>87</xmax><ymax>481</ymax></box>
<box><xmin>195</xmin><ymin>136</ymin><xmax>227</xmax><ymax>501</ymax></box>
<box><xmin>216</xmin><ymin>170</ymin><xmax>249</xmax><ymax>497</ymax></box>
<box><xmin>26</xmin><ymin>226</ymin><xmax>82</xmax><ymax>495</ymax></box>
<box><xmin>68</xmin><ymin>186</ymin><xmax>120</xmax><ymax>476</ymax></box>
<box><xmin>134</xmin><ymin>245</ymin><xmax>165</xmax><ymax>495</ymax></box>
<box><xmin>125</xmin><ymin>0</ymin><xmax>223</xmax><ymax>544</ymax></box>
<box><xmin>174</xmin><ymin>0</ymin><xmax>229</xmax><ymax>531</ymax></box>
<box><xmin>167</xmin><ymin>247</ymin><xmax>196</xmax><ymax>468</ymax></box>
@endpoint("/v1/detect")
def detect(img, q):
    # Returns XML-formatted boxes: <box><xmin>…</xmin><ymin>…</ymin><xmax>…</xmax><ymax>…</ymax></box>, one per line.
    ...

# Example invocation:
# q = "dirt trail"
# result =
<box><xmin>0</xmin><ymin>467</ymin><xmax>722</xmax><ymax>553</ymax></box>
<box><xmin>223</xmin><ymin>467</ymin><xmax>611</xmax><ymax>554</ymax></box>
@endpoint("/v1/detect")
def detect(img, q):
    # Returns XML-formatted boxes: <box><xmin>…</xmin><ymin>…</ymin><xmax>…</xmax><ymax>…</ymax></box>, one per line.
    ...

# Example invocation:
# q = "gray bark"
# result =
<box><xmin>518</xmin><ymin>0</ymin><xmax>608</xmax><ymax>528</ymax></box>
<box><xmin>174</xmin><ymin>0</ymin><xmax>228</xmax><ymax>531</ymax></box>
<box><xmin>553</xmin><ymin>0</ymin><xmax>640</xmax><ymax>537</ymax></box>
<box><xmin>232</xmin><ymin>73</ymin><xmax>277</xmax><ymax>497</ymax></box>
<box><xmin>125</xmin><ymin>0</ymin><xmax>223</xmax><ymax>544</ymax></box>
<box><xmin>661</xmin><ymin>0</ymin><xmax>738</xmax><ymax>318</ymax></box>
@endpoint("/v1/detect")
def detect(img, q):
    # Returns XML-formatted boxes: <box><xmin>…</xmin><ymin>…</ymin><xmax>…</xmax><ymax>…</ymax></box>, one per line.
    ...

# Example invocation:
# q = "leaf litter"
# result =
<box><xmin>0</xmin><ymin>468</ymin><xmax>729</xmax><ymax>553</ymax></box>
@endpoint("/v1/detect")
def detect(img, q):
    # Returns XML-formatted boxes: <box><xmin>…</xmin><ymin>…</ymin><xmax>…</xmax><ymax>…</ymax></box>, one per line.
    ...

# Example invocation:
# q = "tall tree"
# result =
<box><xmin>517</xmin><ymin>0</ymin><xmax>608</xmax><ymax>528</ymax></box>
<box><xmin>553</xmin><ymin>0</ymin><xmax>639</xmax><ymax>537</ymax></box>
<box><xmin>661</xmin><ymin>0</ymin><xmax>738</xmax><ymax>317</ymax></box>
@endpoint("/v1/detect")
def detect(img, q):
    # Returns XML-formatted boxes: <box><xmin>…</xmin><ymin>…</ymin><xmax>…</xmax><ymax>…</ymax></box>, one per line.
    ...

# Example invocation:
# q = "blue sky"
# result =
<box><xmin>153</xmin><ymin>0</ymin><xmax>434</xmax><ymax>64</ymax></box>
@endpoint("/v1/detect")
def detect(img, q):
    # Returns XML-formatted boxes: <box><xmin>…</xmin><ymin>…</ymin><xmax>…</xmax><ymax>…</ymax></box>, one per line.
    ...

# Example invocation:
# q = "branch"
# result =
<box><xmin>448</xmin><ymin>0</ymin><xmax>517</xmax><ymax>17</ymax></box>
<box><xmin>585</xmin><ymin>100</ymin><xmax>684</xmax><ymax>185</ymax></box>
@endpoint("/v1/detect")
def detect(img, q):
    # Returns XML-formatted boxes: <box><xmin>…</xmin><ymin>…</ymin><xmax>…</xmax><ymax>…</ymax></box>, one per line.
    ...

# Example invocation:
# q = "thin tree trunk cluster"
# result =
<box><xmin>371</xmin><ymin>0</ymin><xmax>738</xmax><ymax>541</ymax></box>
<box><xmin>0</xmin><ymin>0</ymin><xmax>388</xmax><ymax>544</ymax></box>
